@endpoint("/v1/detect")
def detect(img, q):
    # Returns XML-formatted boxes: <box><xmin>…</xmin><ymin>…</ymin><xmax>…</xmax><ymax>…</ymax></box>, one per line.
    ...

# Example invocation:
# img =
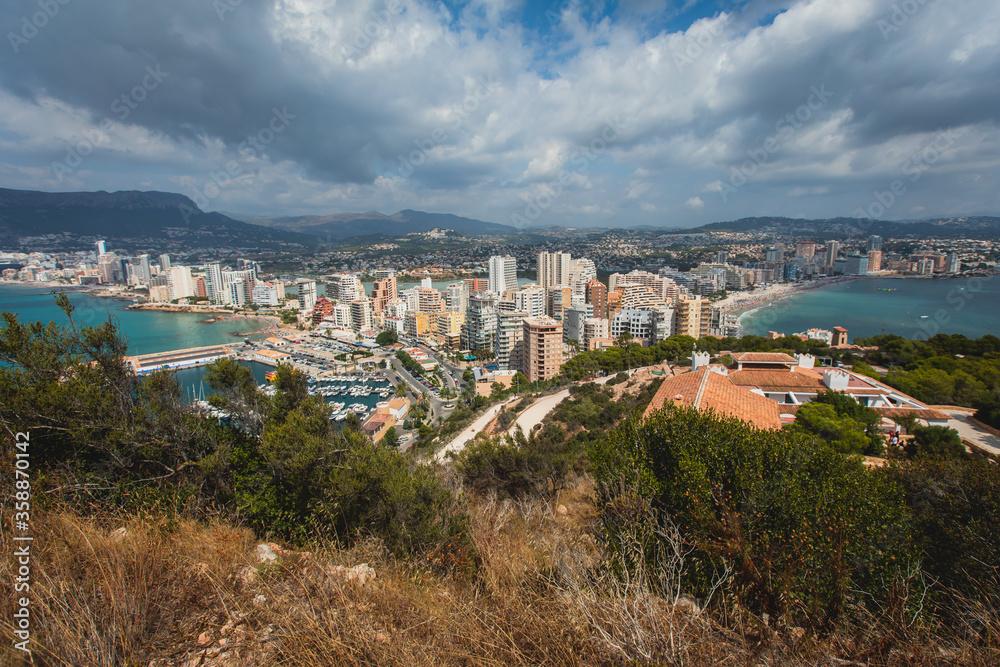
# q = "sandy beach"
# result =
<box><xmin>715</xmin><ymin>276</ymin><xmax>860</xmax><ymax>319</ymax></box>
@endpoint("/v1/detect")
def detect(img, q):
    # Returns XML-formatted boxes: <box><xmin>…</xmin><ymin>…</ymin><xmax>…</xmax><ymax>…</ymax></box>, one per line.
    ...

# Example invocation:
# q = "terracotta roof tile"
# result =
<box><xmin>731</xmin><ymin>352</ymin><xmax>797</xmax><ymax>363</ymax></box>
<box><xmin>644</xmin><ymin>369</ymin><xmax>782</xmax><ymax>430</ymax></box>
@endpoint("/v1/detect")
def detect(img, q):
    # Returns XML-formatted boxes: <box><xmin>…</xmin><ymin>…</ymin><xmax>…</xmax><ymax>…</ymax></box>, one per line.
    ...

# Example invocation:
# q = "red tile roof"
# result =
<box><xmin>644</xmin><ymin>369</ymin><xmax>782</xmax><ymax>430</ymax></box>
<box><xmin>730</xmin><ymin>352</ymin><xmax>797</xmax><ymax>363</ymax></box>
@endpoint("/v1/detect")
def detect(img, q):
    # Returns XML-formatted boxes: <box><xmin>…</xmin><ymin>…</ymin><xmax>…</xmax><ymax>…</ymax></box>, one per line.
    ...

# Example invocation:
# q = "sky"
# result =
<box><xmin>1</xmin><ymin>0</ymin><xmax>998</xmax><ymax>229</ymax></box>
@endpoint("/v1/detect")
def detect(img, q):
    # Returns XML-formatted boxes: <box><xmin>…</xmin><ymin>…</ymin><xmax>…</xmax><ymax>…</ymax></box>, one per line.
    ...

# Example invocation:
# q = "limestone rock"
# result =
<box><xmin>254</xmin><ymin>543</ymin><xmax>279</xmax><ymax>563</ymax></box>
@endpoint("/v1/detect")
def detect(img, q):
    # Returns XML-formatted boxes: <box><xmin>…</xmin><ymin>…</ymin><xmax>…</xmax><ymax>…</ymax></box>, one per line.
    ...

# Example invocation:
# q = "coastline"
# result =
<box><xmin>718</xmin><ymin>275</ymin><xmax>860</xmax><ymax>319</ymax></box>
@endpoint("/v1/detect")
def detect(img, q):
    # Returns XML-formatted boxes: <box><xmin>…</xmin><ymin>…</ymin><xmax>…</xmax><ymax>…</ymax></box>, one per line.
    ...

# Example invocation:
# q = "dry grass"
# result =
<box><xmin>2</xmin><ymin>484</ymin><xmax>997</xmax><ymax>667</ymax></box>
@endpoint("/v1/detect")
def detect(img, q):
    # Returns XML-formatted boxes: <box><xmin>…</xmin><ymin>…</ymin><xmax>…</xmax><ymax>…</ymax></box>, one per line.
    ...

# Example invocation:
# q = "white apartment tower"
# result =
<box><xmin>488</xmin><ymin>255</ymin><xmax>518</xmax><ymax>296</ymax></box>
<box><xmin>537</xmin><ymin>251</ymin><xmax>572</xmax><ymax>290</ymax></box>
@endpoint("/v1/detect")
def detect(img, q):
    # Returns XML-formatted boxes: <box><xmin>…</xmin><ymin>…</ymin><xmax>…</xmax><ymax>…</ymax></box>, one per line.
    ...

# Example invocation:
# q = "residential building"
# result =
<box><xmin>582</xmin><ymin>317</ymin><xmax>610</xmax><ymax>349</ymax></box>
<box><xmin>673</xmin><ymin>295</ymin><xmax>706</xmax><ymax>338</ymax></box>
<box><xmin>495</xmin><ymin>310</ymin><xmax>527</xmax><ymax>370</ymax></box>
<box><xmin>513</xmin><ymin>285</ymin><xmax>546</xmax><ymax>318</ymax></box>
<box><xmin>297</xmin><ymin>280</ymin><xmax>317</xmax><ymax>312</ymax></box>
<box><xmin>351</xmin><ymin>299</ymin><xmax>373</xmax><ymax>331</ymax></box>
<box><xmin>371</xmin><ymin>274</ymin><xmax>397</xmax><ymax>314</ymax></box>
<box><xmin>167</xmin><ymin>265</ymin><xmax>196</xmax><ymax>300</ymax></box>
<box><xmin>464</xmin><ymin>293</ymin><xmax>497</xmax><ymax>355</ymax></box>
<box><xmin>444</xmin><ymin>282</ymin><xmax>468</xmax><ymax>313</ymax></box>
<box><xmin>585</xmin><ymin>279</ymin><xmax>608</xmax><ymax>319</ymax></box>
<box><xmin>563</xmin><ymin>304</ymin><xmax>593</xmax><ymax>343</ymax></box>
<box><xmin>537</xmin><ymin>251</ymin><xmax>571</xmax><ymax>290</ymax></box>
<box><xmin>522</xmin><ymin>316</ymin><xmax>563</xmax><ymax>382</ymax></box>
<box><xmin>488</xmin><ymin>255</ymin><xmax>518</xmax><ymax>296</ymax></box>
<box><xmin>326</xmin><ymin>273</ymin><xmax>363</xmax><ymax>303</ymax></box>
<box><xmin>546</xmin><ymin>285</ymin><xmax>572</xmax><ymax>321</ymax></box>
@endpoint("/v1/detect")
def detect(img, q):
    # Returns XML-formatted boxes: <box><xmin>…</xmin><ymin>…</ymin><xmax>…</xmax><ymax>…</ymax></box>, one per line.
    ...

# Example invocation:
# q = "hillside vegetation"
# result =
<box><xmin>2</xmin><ymin>300</ymin><xmax>999</xmax><ymax>665</ymax></box>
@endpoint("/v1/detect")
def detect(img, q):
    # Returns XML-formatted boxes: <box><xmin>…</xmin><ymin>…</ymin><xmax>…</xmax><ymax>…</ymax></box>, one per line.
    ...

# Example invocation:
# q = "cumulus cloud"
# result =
<box><xmin>0</xmin><ymin>0</ymin><xmax>997</xmax><ymax>227</ymax></box>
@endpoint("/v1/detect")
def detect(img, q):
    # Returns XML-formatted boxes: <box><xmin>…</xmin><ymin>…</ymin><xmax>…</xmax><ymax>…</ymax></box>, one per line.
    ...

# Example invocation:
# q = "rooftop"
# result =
<box><xmin>644</xmin><ymin>369</ymin><xmax>783</xmax><ymax>430</ymax></box>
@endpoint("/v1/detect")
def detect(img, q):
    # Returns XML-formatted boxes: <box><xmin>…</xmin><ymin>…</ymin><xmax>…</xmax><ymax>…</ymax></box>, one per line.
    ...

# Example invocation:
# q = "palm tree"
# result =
<box><xmin>395</xmin><ymin>382</ymin><xmax>407</xmax><ymax>397</ymax></box>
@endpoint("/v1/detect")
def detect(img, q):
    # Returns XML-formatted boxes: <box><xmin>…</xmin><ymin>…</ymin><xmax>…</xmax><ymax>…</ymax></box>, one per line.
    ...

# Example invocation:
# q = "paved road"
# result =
<box><xmin>941</xmin><ymin>409</ymin><xmax>1000</xmax><ymax>456</ymax></box>
<box><xmin>506</xmin><ymin>389</ymin><xmax>571</xmax><ymax>438</ymax></box>
<box><xmin>435</xmin><ymin>396</ymin><xmax>519</xmax><ymax>461</ymax></box>
<box><xmin>506</xmin><ymin>374</ymin><xmax>617</xmax><ymax>438</ymax></box>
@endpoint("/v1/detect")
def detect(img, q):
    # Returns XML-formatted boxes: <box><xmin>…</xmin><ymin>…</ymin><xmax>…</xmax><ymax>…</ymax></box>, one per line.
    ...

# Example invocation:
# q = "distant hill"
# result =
<box><xmin>248</xmin><ymin>209</ymin><xmax>517</xmax><ymax>240</ymax></box>
<box><xmin>0</xmin><ymin>188</ymin><xmax>313</xmax><ymax>250</ymax></box>
<box><xmin>679</xmin><ymin>215</ymin><xmax>1000</xmax><ymax>239</ymax></box>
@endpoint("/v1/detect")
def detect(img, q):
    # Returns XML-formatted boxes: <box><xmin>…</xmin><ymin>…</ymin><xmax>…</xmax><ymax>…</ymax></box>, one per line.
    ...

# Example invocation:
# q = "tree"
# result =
<box><xmin>395</xmin><ymin>381</ymin><xmax>407</xmax><ymax>397</ymax></box>
<box><xmin>376</xmin><ymin>329</ymin><xmax>398</xmax><ymax>346</ymax></box>
<box><xmin>281</xmin><ymin>310</ymin><xmax>298</xmax><ymax>325</ymax></box>
<box><xmin>383</xmin><ymin>426</ymin><xmax>398</xmax><ymax>447</ymax></box>
<box><xmin>906</xmin><ymin>425</ymin><xmax>967</xmax><ymax>460</ymax></box>
<box><xmin>462</xmin><ymin>369</ymin><xmax>474</xmax><ymax>383</ymax></box>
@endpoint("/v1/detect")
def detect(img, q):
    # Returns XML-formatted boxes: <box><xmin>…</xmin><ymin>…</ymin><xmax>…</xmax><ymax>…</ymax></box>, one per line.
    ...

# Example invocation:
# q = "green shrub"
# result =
<box><xmin>591</xmin><ymin>405</ymin><xmax>913</xmax><ymax>630</ymax></box>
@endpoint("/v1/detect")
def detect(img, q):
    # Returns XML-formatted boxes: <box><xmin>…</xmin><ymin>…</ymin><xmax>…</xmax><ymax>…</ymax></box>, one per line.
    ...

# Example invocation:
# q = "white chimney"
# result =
<box><xmin>823</xmin><ymin>369</ymin><xmax>849</xmax><ymax>391</ymax></box>
<box><xmin>796</xmin><ymin>353</ymin><xmax>816</xmax><ymax>369</ymax></box>
<box><xmin>692</xmin><ymin>350</ymin><xmax>710</xmax><ymax>371</ymax></box>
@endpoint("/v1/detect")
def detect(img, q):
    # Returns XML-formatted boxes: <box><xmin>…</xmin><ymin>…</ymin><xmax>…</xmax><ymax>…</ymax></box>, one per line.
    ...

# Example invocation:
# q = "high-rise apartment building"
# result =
<box><xmin>513</xmin><ymin>285</ymin><xmax>546</xmax><ymax>318</ymax></box>
<box><xmin>444</xmin><ymin>282</ymin><xmax>468</xmax><ymax>313</ymax></box>
<box><xmin>537</xmin><ymin>251</ymin><xmax>571</xmax><ymax>290</ymax></box>
<box><xmin>495</xmin><ymin>310</ymin><xmax>527</xmax><ymax>371</ymax></box>
<box><xmin>94</xmin><ymin>240</ymin><xmax>107</xmax><ymax>258</ymax></box>
<box><xmin>585</xmin><ymin>279</ymin><xmax>608</xmax><ymax>319</ymax></box>
<box><xmin>795</xmin><ymin>241</ymin><xmax>816</xmax><ymax>259</ymax></box>
<box><xmin>416</xmin><ymin>286</ymin><xmax>444</xmax><ymax>312</ymax></box>
<box><xmin>371</xmin><ymin>274</ymin><xmax>397</xmax><ymax>314</ymax></box>
<box><xmin>546</xmin><ymin>285</ymin><xmax>572</xmax><ymax>321</ymax></box>
<box><xmin>351</xmin><ymin>299</ymin><xmax>373</xmax><ymax>331</ymax></box>
<box><xmin>488</xmin><ymin>255</ymin><xmax>518</xmax><ymax>296</ymax></box>
<box><xmin>867</xmin><ymin>250</ymin><xmax>882</xmax><ymax>272</ymax></box>
<box><xmin>464</xmin><ymin>277</ymin><xmax>489</xmax><ymax>294</ymax></box>
<box><xmin>326</xmin><ymin>274</ymin><xmax>363</xmax><ymax>303</ymax></box>
<box><xmin>825</xmin><ymin>241</ymin><xmax>840</xmax><ymax>267</ymax></box>
<box><xmin>205</xmin><ymin>262</ymin><xmax>223</xmax><ymax>303</ymax></box>
<box><xmin>297</xmin><ymin>280</ymin><xmax>317</xmax><ymax>312</ymax></box>
<box><xmin>568</xmin><ymin>257</ymin><xmax>596</xmax><ymax>305</ymax></box>
<box><xmin>167</xmin><ymin>266</ymin><xmax>196</xmax><ymax>300</ymax></box>
<box><xmin>866</xmin><ymin>235</ymin><xmax>882</xmax><ymax>252</ymax></box>
<box><xmin>522</xmin><ymin>316</ymin><xmax>562</xmax><ymax>382</ymax></box>
<box><xmin>464</xmin><ymin>294</ymin><xmax>497</xmax><ymax>354</ymax></box>
<box><xmin>673</xmin><ymin>295</ymin><xmax>706</xmax><ymax>338</ymax></box>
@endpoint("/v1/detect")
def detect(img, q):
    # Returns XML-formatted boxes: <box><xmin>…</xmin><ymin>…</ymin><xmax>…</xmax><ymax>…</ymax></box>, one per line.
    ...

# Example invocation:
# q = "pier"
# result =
<box><xmin>125</xmin><ymin>344</ymin><xmax>237</xmax><ymax>374</ymax></box>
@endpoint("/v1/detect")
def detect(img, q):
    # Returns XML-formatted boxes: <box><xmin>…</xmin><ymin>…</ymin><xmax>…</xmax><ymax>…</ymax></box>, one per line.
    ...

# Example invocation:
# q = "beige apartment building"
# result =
<box><xmin>522</xmin><ymin>316</ymin><xmax>563</xmax><ymax>382</ymax></box>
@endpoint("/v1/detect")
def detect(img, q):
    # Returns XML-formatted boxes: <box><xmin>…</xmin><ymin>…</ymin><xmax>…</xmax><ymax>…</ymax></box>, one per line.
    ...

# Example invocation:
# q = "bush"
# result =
<box><xmin>886</xmin><ymin>458</ymin><xmax>1000</xmax><ymax>618</ymax></box>
<box><xmin>591</xmin><ymin>405</ymin><xmax>913</xmax><ymax>630</ymax></box>
<box><xmin>607</xmin><ymin>372</ymin><xmax>629</xmax><ymax>386</ymax></box>
<box><xmin>905</xmin><ymin>425</ymin><xmax>967</xmax><ymax>460</ymax></box>
<box><xmin>454</xmin><ymin>425</ymin><xmax>585</xmax><ymax>499</ymax></box>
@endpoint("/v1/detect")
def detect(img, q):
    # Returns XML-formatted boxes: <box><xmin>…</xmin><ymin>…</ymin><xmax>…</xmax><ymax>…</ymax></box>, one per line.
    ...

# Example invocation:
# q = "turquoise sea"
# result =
<box><xmin>738</xmin><ymin>276</ymin><xmax>1000</xmax><ymax>342</ymax></box>
<box><xmin>0</xmin><ymin>285</ymin><xmax>269</xmax><ymax>355</ymax></box>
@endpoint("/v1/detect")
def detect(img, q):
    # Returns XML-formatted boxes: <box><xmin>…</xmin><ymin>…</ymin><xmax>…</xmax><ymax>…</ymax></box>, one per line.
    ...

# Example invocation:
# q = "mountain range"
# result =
<box><xmin>0</xmin><ymin>188</ymin><xmax>312</xmax><ymax>251</ymax></box>
<box><xmin>245</xmin><ymin>209</ymin><xmax>517</xmax><ymax>240</ymax></box>
<box><xmin>682</xmin><ymin>215</ymin><xmax>1000</xmax><ymax>239</ymax></box>
<box><xmin>2</xmin><ymin>188</ymin><xmax>1000</xmax><ymax>250</ymax></box>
